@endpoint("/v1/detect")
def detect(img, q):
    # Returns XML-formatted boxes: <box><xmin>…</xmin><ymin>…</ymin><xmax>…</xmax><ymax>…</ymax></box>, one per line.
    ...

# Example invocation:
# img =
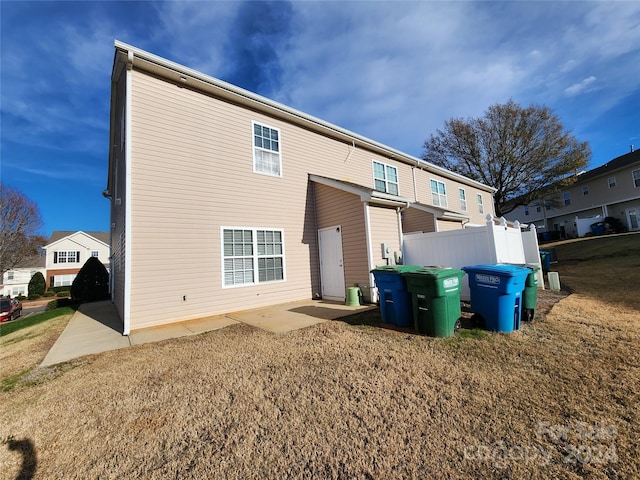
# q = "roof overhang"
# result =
<box><xmin>310</xmin><ymin>174</ymin><xmax>412</xmax><ymax>208</ymax></box>
<box><xmin>111</xmin><ymin>40</ymin><xmax>496</xmax><ymax>194</ymax></box>
<box><xmin>310</xmin><ymin>175</ymin><xmax>469</xmax><ymax>223</ymax></box>
<box><xmin>408</xmin><ymin>202</ymin><xmax>470</xmax><ymax>222</ymax></box>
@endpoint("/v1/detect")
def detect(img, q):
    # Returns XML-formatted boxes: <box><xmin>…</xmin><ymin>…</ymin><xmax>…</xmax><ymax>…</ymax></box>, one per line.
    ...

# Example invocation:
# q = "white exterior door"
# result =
<box><xmin>627</xmin><ymin>208</ymin><xmax>639</xmax><ymax>231</ymax></box>
<box><xmin>318</xmin><ymin>226</ymin><xmax>346</xmax><ymax>301</ymax></box>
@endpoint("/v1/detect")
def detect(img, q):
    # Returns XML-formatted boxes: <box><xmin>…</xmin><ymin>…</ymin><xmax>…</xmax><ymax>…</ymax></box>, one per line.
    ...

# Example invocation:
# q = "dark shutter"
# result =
<box><xmin>50</xmin><ymin>276</ymin><xmax>54</xmax><ymax>287</ymax></box>
<box><xmin>54</xmin><ymin>252</ymin><xmax>58</xmax><ymax>263</ymax></box>
<box><xmin>77</xmin><ymin>251</ymin><xmax>80</xmax><ymax>263</ymax></box>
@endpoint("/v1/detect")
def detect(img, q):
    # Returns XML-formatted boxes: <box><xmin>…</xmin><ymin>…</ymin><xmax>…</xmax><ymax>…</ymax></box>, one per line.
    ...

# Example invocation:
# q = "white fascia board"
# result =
<box><xmin>114</xmin><ymin>40</ymin><xmax>496</xmax><ymax>194</ymax></box>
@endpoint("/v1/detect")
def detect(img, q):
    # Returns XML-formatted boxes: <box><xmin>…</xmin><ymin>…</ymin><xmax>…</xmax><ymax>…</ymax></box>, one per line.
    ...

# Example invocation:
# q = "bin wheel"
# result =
<box><xmin>471</xmin><ymin>313</ymin><xmax>485</xmax><ymax>329</ymax></box>
<box><xmin>454</xmin><ymin>318</ymin><xmax>462</xmax><ymax>333</ymax></box>
<box><xmin>523</xmin><ymin>309</ymin><xmax>535</xmax><ymax>322</ymax></box>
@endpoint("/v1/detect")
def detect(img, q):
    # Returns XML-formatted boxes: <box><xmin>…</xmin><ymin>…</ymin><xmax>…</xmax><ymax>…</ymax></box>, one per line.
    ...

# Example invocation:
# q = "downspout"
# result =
<box><xmin>411</xmin><ymin>166</ymin><xmax>418</xmax><ymax>202</ymax></box>
<box><xmin>123</xmin><ymin>50</ymin><xmax>134</xmax><ymax>336</ymax></box>
<box><xmin>363</xmin><ymin>202</ymin><xmax>377</xmax><ymax>303</ymax></box>
<box><xmin>397</xmin><ymin>203</ymin><xmax>409</xmax><ymax>264</ymax></box>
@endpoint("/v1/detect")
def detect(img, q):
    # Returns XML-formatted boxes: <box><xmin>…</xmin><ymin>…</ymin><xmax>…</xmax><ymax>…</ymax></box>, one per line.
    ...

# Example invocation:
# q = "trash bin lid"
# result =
<box><xmin>401</xmin><ymin>266</ymin><xmax>465</xmax><ymax>279</ymax></box>
<box><xmin>462</xmin><ymin>264</ymin><xmax>530</xmax><ymax>277</ymax></box>
<box><xmin>504</xmin><ymin>263</ymin><xmax>540</xmax><ymax>273</ymax></box>
<box><xmin>370</xmin><ymin>265</ymin><xmax>422</xmax><ymax>274</ymax></box>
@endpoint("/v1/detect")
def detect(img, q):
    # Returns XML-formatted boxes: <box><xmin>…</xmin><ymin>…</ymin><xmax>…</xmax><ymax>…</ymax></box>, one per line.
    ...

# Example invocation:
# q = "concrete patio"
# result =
<box><xmin>41</xmin><ymin>299</ymin><xmax>375</xmax><ymax>367</ymax></box>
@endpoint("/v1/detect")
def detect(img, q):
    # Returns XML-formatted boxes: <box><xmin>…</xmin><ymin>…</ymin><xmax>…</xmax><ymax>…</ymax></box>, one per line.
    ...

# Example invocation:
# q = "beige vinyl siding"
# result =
<box><xmin>412</xmin><ymin>168</ymin><xmax>494</xmax><ymax>224</ymax></box>
<box><xmin>124</xmin><ymin>68</ymin><xmax>492</xmax><ymax>328</ymax></box>
<box><xmin>313</xmin><ymin>183</ymin><xmax>369</xmax><ymax>297</ymax></box>
<box><xmin>436</xmin><ymin>220</ymin><xmax>465</xmax><ymax>232</ymax></box>
<box><xmin>369</xmin><ymin>206</ymin><xmax>401</xmax><ymax>267</ymax></box>
<box><xmin>129</xmin><ymin>71</ymin><xmax>320</xmax><ymax>329</ymax></box>
<box><xmin>402</xmin><ymin>208</ymin><xmax>436</xmax><ymax>234</ymax></box>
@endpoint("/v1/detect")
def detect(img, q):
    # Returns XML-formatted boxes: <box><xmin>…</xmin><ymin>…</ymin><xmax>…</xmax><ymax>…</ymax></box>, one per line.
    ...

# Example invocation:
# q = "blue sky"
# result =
<box><xmin>2</xmin><ymin>1</ymin><xmax>639</xmax><ymax>238</ymax></box>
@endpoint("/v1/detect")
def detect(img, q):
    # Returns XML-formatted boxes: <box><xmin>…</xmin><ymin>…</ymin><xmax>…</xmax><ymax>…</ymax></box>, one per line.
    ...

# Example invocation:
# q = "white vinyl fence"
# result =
<box><xmin>403</xmin><ymin>215</ymin><xmax>542</xmax><ymax>301</ymax></box>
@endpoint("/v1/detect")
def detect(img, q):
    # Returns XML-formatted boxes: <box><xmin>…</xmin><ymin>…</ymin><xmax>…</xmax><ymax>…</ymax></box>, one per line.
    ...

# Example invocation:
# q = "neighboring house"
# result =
<box><xmin>105</xmin><ymin>41</ymin><xmax>496</xmax><ymax>334</ymax></box>
<box><xmin>44</xmin><ymin>231</ymin><xmax>110</xmax><ymax>289</ymax></box>
<box><xmin>506</xmin><ymin>148</ymin><xmax>640</xmax><ymax>238</ymax></box>
<box><xmin>1</xmin><ymin>255</ymin><xmax>46</xmax><ymax>298</ymax></box>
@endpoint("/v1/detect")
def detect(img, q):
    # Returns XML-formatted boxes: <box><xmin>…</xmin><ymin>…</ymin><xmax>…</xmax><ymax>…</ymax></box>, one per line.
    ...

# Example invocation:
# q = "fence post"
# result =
<box><xmin>485</xmin><ymin>214</ymin><xmax>499</xmax><ymax>263</ymax></box>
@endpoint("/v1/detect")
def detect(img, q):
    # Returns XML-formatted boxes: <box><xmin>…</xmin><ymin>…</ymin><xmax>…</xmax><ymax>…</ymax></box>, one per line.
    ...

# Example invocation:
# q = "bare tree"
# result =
<box><xmin>0</xmin><ymin>184</ymin><xmax>45</xmax><ymax>275</ymax></box>
<box><xmin>423</xmin><ymin>100</ymin><xmax>591</xmax><ymax>217</ymax></box>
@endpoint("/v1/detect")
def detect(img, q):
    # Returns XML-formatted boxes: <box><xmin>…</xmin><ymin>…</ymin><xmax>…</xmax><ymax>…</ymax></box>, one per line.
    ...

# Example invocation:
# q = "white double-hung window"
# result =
<box><xmin>222</xmin><ymin>228</ymin><xmax>285</xmax><ymax>287</ymax></box>
<box><xmin>430</xmin><ymin>179</ymin><xmax>447</xmax><ymax>207</ymax></box>
<box><xmin>253</xmin><ymin>122</ymin><xmax>281</xmax><ymax>177</ymax></box>
<box><xmin>458</xmin><ymin>188</ymin><xmax>467</xmax><ymax>211</ymax></box>
<box><xmin>372</xmin><ymin>161</ymin><xmax>399</xmax><ymax>195</ymax></box>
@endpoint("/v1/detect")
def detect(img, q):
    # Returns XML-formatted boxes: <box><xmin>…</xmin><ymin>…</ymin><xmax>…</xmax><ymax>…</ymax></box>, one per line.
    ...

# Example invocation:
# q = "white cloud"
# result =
<box><xmin>565</xmin><ymin>76</ymin><xmax>597</xmax><ymax>97</ymax></box>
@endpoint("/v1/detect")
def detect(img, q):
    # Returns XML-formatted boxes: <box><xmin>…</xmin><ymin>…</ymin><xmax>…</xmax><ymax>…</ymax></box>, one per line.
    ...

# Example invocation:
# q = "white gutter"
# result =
<box><xmin>363</xmin><ymin>202</ymin><xmax>377</xmax><ymax>303</ymax></box>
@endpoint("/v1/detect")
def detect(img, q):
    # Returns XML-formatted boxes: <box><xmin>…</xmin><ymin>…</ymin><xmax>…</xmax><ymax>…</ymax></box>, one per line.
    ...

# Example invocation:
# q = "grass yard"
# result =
<box><xmin>1</xmin><ymin>233</ymin><xmax>639</xmax><ymax>479</ymax></box>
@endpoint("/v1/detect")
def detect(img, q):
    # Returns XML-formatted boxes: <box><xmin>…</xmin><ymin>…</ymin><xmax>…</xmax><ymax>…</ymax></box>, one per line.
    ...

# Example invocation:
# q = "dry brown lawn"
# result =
<box><xmin>1</xmin><ymin>233</ymin><xmax>639</xmax><ymax>479</ymax></box>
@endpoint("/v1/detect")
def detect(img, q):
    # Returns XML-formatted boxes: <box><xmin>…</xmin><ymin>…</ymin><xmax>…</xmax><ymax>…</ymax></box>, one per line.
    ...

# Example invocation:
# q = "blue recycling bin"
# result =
<box><xmin>371</xmin><ymin>266</ymin><xmax>420</xmax><ymax>327</ymax></box>
<box><xmin>461</xmin><ymin>264</ymin><xmax>530</xmax><ymax>333</ymax></box>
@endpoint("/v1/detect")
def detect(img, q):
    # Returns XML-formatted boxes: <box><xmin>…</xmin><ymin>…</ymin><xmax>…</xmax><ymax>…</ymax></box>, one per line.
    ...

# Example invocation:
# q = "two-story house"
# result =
<box><xmin>506</xmin><ymin>148</ymin><xmax>640</xmax><ymax>238</ymax></box>
<box><xmin>44</xmin><ymin>231</ymin><xmax>110</xmax><ymax>289</ymax></box>
<box><xmin>105</xmin><ymin>41</ymin><xmax>496</xmax><ymax>334</ymax></box>
<box><xmin>1</xmin><ymin>254</ymin><xmax>46</xmax><ymax>298</ymax></box>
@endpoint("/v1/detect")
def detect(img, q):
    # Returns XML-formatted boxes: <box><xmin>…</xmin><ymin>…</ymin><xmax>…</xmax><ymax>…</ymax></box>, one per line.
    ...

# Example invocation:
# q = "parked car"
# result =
<box><xmin>0</xmin><ymin>298</ymin><xmax>22</xmax><ymax>323</ymax></box>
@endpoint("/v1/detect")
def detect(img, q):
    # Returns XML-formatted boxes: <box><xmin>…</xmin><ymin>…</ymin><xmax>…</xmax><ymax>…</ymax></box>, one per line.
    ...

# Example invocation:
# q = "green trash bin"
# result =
<box><xmin>505</xmin><ymin>263</ymin><xmax>540</xmax><ymax>321</ymax></box>
<box><xmin>401</xmin><ymin>267</ymin><xmax>465</xmax><ymax>337</ymax></box>
<box><xmin>521</xmin><ymin>264</ymin><xmax>539</xmax><ymax>322</ymax></box>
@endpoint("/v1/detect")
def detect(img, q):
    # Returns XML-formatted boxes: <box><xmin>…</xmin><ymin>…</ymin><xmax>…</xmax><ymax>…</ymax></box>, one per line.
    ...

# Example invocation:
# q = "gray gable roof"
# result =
<box><xmin>48</xmin><ymin>231</ymin><xmax>110</xmax><ymax>245</ymax></box>
<box><xmin>577</xmin><ymin>149</ymin><xmax>640</xmax><ymax>183</ymax></box>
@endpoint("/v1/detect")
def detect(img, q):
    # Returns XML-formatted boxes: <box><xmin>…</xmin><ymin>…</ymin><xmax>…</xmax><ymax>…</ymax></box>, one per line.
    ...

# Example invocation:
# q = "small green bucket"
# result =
<box><xmin>346</xmin><ymin>287</ymin><xmax>361</xmax><ymax>306</ymax></box>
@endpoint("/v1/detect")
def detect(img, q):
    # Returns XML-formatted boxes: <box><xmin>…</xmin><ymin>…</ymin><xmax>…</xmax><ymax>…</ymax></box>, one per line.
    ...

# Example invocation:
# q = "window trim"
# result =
<box><xmin>633</xmin><ymin>169</ymin><xmax>640</xmax><ymax>189</ymax></box>
<box><xmin>477</xmin><ymin>193</ymin><xmax>484</xmax><ymax>214</ymax></box>
<box><xmin>54</xmin><ymin>250</ymin><xmax>80</xmax><ymax>264</ymax></box>
<box><xmin>430</xmin><ymin>179</ymin><xmax>448</xmax><ymax>208</ymax></box>
<box><xmin>252</xmin><ymin>121</ymin><xmax>282</xmax><ymax>178</ymax></box>
<box><xmin>563</xmin><ymin>192</ymin><xmax>571</xmax><ymax>206</ymax></box>
<box><xmin>608</xmin><ymin>176</ymin><xmax>616</xmax><ymax>188</ymax></box>
<box><xmin>582</xmin><ymin>186</ymin><xmax>589</xmax><ymax>196</ymax></box>
<box><xmin>221</xmin><ymin>227</ymin><xmax>286</xmax><ymax>288</ymax></box>
<box><xmin>458</xmin><ymin>188</ymin><xmax>467</xmax><ymax>211</ymax></box>
<box><xmin>372</xmin><ymin>160</ymin><xmax>399</xmax><ymax>195</ymax></box>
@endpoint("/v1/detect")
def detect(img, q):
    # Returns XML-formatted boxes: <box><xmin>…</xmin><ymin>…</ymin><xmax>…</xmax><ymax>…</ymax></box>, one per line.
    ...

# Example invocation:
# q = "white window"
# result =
<box><xmin>535</xmin><ymin>202</ymin><xmax>541</xmax><ymax>213</ymax></box>
<box><xmin>582</xmin><ymin>186</ymin><xmax>589</xmax><ymax>196</ymax></box>
<box><xmin>633</xmin><ymin>169</ymin><xmax>640</xmax><ymax>188</ymax></box>
<box><xmin>563</xmin><ymin>192</ymin><xmax>571</xmax><ymax>206</ymax></box>
<box><xmin>222</xmin><ymin>228</ymin><xmax>285</xmax><ymax>287</ymax></box>
<box><xmin>431</xmin><ymin>179</ymin><xmax>447</xmax><ymax>207</ymax></box>
<box><xmin>372</xmin><ymin>161</ymin><xmax>399</xmax><ymax>195</ymax></box>
<box><xmin>608</xmin><ymin>177</ymin><xmax>616</xmax><ymax>188</ymax></box>
<box><xmin>477</xmin><ymin>194</ymin><xmax>484</xmax><ymax>214</ymax></box>
<box><xmin>524</xmin><ymin>206</ymin><xmax>529</xmax><ymax>216</ymax></box>
<box><xmin>253</xmin><ymin>122</ymin><xmax>281</xmax><ymax>177</ymax></box>
<box><xmin>54</xmin><ymin>274</ymin><xmax>76</xmax><ymax>287</ymax></box>
<box><xmin>54</xmin><ymin>251</ymin><xmax>79</xmax><ymax>264</ymax></box>
<box><xmin>458</xmin><ymin>188</ymin><xmax>467</xmax><ymax>211</ymax></box>
<box><xmin>7</xmin><ymin>271</ymin><xmax>14</xmax><ymax>280</ymax></box>
<box><xmin>91</xmin><ymin>251</ymin><xmax>99</xmax><ymax>257</ymax></box>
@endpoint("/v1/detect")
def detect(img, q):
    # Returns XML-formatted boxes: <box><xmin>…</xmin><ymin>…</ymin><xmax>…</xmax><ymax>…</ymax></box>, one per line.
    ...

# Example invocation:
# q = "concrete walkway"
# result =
<box><xmin>41</xmin><ymin>299</ymin><xmax>374</xmax><ymax>367</ymax></box>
